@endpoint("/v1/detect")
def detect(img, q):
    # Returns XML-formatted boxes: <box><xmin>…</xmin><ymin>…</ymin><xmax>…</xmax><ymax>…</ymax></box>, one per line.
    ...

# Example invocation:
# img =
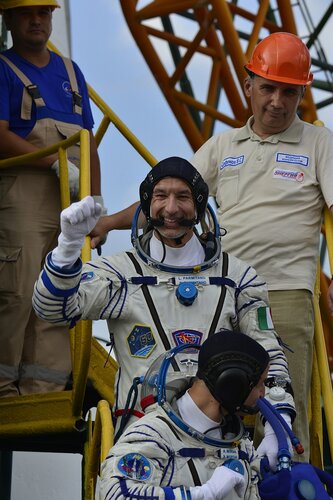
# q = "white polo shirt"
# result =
<box><xmin>192</xmin><ymin>116</ymin><xmax>333</xmax><ymax>292</ymax></box>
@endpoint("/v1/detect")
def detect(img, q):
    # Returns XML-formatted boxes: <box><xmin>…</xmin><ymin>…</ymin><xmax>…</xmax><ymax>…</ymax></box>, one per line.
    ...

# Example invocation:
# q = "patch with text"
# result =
<box><xmin>127</xmin><ymin>324</ymin><xmax>156</xmax><ymax>358</ymax></box>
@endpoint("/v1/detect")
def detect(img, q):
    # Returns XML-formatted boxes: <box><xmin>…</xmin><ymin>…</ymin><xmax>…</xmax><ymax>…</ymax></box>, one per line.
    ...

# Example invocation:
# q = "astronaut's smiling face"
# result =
<box><xmin>150</xmin><ymin>177</ymin><xmax>195</xmax><ymax>247</ymax></box>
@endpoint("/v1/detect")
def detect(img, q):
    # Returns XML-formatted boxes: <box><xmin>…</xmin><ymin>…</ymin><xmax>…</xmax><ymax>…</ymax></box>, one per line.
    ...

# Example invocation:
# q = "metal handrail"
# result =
<box><xmin>84</xmin><ymin>400</ymin><xmax>113</xmax><ymax>499</ymax></box>
<box><xmin>312</xmin><ymin>260</ymin><xmax>333</xmax><ymax>465</ymax></box>
<box><xmin>324</xmin><ymin>207</ymin><xmax>333</xmax><ymax>271</ymax></box>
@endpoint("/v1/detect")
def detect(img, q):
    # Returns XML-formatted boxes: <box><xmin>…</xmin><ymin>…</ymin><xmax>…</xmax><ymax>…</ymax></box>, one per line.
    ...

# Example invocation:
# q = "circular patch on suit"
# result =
<box><xmin>117</xmin><ymin>453</ymin><xmax>152</xmax><ymax>481</ymax></box>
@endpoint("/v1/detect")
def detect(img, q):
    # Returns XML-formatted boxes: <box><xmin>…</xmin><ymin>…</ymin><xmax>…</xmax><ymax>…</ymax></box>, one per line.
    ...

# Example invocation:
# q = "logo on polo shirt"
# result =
<box><xmin>220</xmin><ymin>156</ymin><xmax>244</xmax><ymax>170</ymax></box>
<box><xmin>273</xmin><ymin>168</ymin><xmax>304</xmax><ymax>182</ymax></box>
<box><xmin>62</xmin><ymin>81</ymin><xmax>73</xmax><ymax>97</ymax></box>
<box><xmin>276</xmin><ymin>153</ymin><xmax>309</xmax><ymax>167</ymax></box>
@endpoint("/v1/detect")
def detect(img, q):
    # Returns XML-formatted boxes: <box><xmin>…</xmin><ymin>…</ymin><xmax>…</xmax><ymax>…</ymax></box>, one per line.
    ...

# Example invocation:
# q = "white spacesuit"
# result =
<box><xmin>33</xmin><ymin>157</ymin><xmax>295</xmax><ymax>437</ymax></box>
<box><xmin>100</xmin><ymin>332</ymin><xmax>272</xmax><ymax>499</ymax></box>
<box><xmin>100</xmin><ymin>402</ymin><xmax>260</xmax><ymax>500</ymax></box>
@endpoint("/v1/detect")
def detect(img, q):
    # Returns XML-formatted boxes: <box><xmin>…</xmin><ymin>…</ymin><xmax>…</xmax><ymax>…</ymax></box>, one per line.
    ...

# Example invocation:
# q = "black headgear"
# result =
<box><xmin>139</xmin><ymin>156</ymin><xmax>209</xmax><ymax>224</ymax></box>
<box><xmin>197</xmin><ymin>330</ymin><xmax>269</xmax><ymax>414</ymax></box>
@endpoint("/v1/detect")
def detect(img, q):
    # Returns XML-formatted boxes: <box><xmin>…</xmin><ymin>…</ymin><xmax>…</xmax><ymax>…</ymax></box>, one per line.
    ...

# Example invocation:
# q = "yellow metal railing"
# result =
<box><xmin>311</xmin><ymin>264</ymin><xmax>333</xmax><ymax>466</ymax></box>
<box><xmin>310</xmin><ymin>207</ymin><xmax>333</xmax><ymax>467</ymax></box>
<box><xmin>84</xmin><ymin>400</ymin><xmax>113</xmax><ymax>499</ymax></box>
<box><xmin>324</xmin><ymin>207</ymin><xmax>333</xmax><ymax>272</ymax></box>
<box><xmin>309</xmin><ymin>120</ymin><xmax>333</xmax><ymax>467</ymax></box>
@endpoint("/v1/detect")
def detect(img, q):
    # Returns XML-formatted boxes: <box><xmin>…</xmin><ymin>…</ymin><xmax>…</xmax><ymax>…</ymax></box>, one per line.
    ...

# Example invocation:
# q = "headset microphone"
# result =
<box><xmin>148</xmin><ymin>217</ymin><xmax>196</xmax><ymax>228</ymax></box>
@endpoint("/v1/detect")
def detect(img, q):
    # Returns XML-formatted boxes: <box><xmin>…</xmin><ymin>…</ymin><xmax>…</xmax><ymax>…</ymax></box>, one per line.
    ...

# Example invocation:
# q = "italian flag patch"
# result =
<box><xmin>258</xmin><ymin>307</ymin><xmax>274</xmax><ymax>330</ymax></box>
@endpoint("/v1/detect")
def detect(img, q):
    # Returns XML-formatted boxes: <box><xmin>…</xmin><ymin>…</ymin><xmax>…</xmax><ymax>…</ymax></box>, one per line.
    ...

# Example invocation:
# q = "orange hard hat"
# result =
<box><xmin>245</xmin><ymin>32</ymin><xmax>313</xmax><ymax>86</ymax></box>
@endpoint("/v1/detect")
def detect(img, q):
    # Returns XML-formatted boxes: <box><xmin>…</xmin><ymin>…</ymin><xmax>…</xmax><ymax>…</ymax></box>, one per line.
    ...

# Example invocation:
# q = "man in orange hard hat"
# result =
<box><xmin>0</xmin><ymin>0</ymin><xmax>105</xmax><ymax>396</ymax></box>
<box><xmin>190</xmin><ymin>32</ymin><xmax>333</xmax><ymax>462</ymax></box>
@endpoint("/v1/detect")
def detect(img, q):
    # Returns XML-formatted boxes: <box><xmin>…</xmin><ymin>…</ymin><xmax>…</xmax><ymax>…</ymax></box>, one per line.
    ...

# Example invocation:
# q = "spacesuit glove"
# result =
<box><xmin>52</xmin><ymin>196</ymin><xmax>103</xmax><ymax>268</ymax></box>
<box><xmin>51</xmin><ymin>159</ymin><xmax>80</xmax><ymax>198</ymax></box>
<box><xmin>257</xmin><ymin>413</ymin><xmax>293</xmax><ymax>471</ymax></box>
<box><xmin>189</xmin><ymin>465</ymin><xmax>245</xmax><ymax>499</ymax></box>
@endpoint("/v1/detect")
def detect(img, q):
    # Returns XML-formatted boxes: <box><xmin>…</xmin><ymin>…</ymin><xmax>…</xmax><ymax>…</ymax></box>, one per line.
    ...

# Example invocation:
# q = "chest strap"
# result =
<box><xmin>129</xmin><ymin>275</ymin><xmax>236</xmax><ymax>287</ymax></box>
<box><xmin>0</xmin><ymin>53</ymin><xmax>82</xmax><ymax>119</ymax></box>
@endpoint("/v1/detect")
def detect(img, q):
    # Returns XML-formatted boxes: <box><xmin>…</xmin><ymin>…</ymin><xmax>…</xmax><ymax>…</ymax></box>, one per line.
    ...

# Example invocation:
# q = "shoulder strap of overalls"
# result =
<box><xmin>0</xmin><ymin>53</ymin><xmax>82</xmax><ymax>119</ymax></box>
<box><xmin>0</xmin><ymin>53</ymin><xmax>46</xmax><ymax>120</ymax></box>
<box><xmin>60</xmin><ymin>56</ymin><xmax>83</xmax><ymax>115</ymax></box>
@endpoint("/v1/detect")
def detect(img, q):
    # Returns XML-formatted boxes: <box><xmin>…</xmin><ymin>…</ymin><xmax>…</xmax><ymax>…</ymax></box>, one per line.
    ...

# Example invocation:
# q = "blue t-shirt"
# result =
<box><xmin>0</xmin><ymin>48</ymin><xmax>94</xmax><ymax>138</ymax></box>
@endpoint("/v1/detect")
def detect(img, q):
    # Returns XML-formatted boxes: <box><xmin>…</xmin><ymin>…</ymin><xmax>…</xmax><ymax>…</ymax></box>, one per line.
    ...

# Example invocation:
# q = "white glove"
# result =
<box><xmin>190</xmin><ymin>465</ymin><xmax>245</xmax><ymax>499</ymax></box>
<box><xmin>51</xmin><ymin>159</ymin><xmax>80</xmax><ymax>198</ymax></box>
<box><xmin>257</xmin><ymin>413</ymin><xmax>293</xmax><ymax>471</ymax></box>
<box><xmin>52</xmin><ymin>196</ymin><xmax>102</xmax><ymax>268</ymax></box>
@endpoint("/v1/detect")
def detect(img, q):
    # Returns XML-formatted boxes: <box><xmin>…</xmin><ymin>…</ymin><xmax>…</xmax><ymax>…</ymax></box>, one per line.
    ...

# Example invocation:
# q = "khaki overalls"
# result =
<box><xmin>0</xmin><ymin>54</ymin><xmax>83</xmax><ymax>396</ymax></box>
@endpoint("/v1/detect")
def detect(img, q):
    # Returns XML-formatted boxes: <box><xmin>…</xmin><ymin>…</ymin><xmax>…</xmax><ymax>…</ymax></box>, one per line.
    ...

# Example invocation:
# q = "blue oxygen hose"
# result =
<box><xmin>258</xmin><ymin>397</ymin><xmax>304</xmax><ymax>455</ymax></box>
<box><xmin>257</xmin><ymin>397</ymin><xmax>333</xmax><ymax>500</ymax></box>
<box><xmin>256</xmin><ymin>397</ymin><xmax>292</xmax><ymax>469</ymax></box>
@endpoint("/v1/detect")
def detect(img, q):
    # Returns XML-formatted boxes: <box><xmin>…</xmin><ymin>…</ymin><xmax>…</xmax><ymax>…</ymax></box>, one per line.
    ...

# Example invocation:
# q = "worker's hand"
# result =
<box><xmin>257</xmin><ymin>413</ymin><xmax>293</xmax><ymax>471</ymax></box>
<box><xmin>189</xmin><ymin>465</ymin><xmax>245</xmax><ymax>499</ymax></box>
<box><xmin>51</xmin><ymin>159</ymin><xmax>80</xmax><ymax>198</ymax></box>
<box><xmin>52</xmin><ymin>196</ymin><xmax>102</xmax><ymax>268</ymax></box>
<box><xmin>328</xmin><ymin>280</ymin><xmax>333</xmax><ymax>315</ymax></box>
<box><xmin>90</xmin><ymin>214</ymin><xmax>111</xmax><ymax>250</ymax></box>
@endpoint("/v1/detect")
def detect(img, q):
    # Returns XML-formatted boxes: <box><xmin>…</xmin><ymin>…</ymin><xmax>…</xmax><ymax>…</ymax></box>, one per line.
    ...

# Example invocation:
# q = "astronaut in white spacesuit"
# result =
<box><xmin>33</xmin><ymin>156</ymin><xmax>295</xmax><ymax>463</ymax></box>
<box><xmin>100</xmin><ymin>330</ymin><xmax>275</xmax><ymax>500</ymax></box>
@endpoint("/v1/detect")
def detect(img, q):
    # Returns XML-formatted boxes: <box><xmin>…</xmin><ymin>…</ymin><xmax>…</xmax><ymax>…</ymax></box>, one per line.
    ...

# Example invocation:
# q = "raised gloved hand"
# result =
<box><xmin>52</xmin><ymin>196</ymin><xmax>103</xmax><ymax>268</ymax></box>
<box><xmin>189</xmin><ymin>465</ymin><xmax>245</xmax><ymax>499</ymax></box>
<box><xmin>51</xmin><ymin>159</ymin><xmax>80</xmax><ymax>198</ymax></box>
<box><xmin>257</xmin><ymin>413</ymin><xmax>293</xmax><ymax>471</ymax></box>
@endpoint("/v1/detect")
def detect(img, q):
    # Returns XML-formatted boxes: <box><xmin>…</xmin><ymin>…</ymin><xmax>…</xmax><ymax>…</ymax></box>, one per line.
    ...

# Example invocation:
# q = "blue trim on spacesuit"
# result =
<box><xmin>41</xmin><ymin>269</ymin><xmax>80</xmax><ymax>298</ymax></box>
